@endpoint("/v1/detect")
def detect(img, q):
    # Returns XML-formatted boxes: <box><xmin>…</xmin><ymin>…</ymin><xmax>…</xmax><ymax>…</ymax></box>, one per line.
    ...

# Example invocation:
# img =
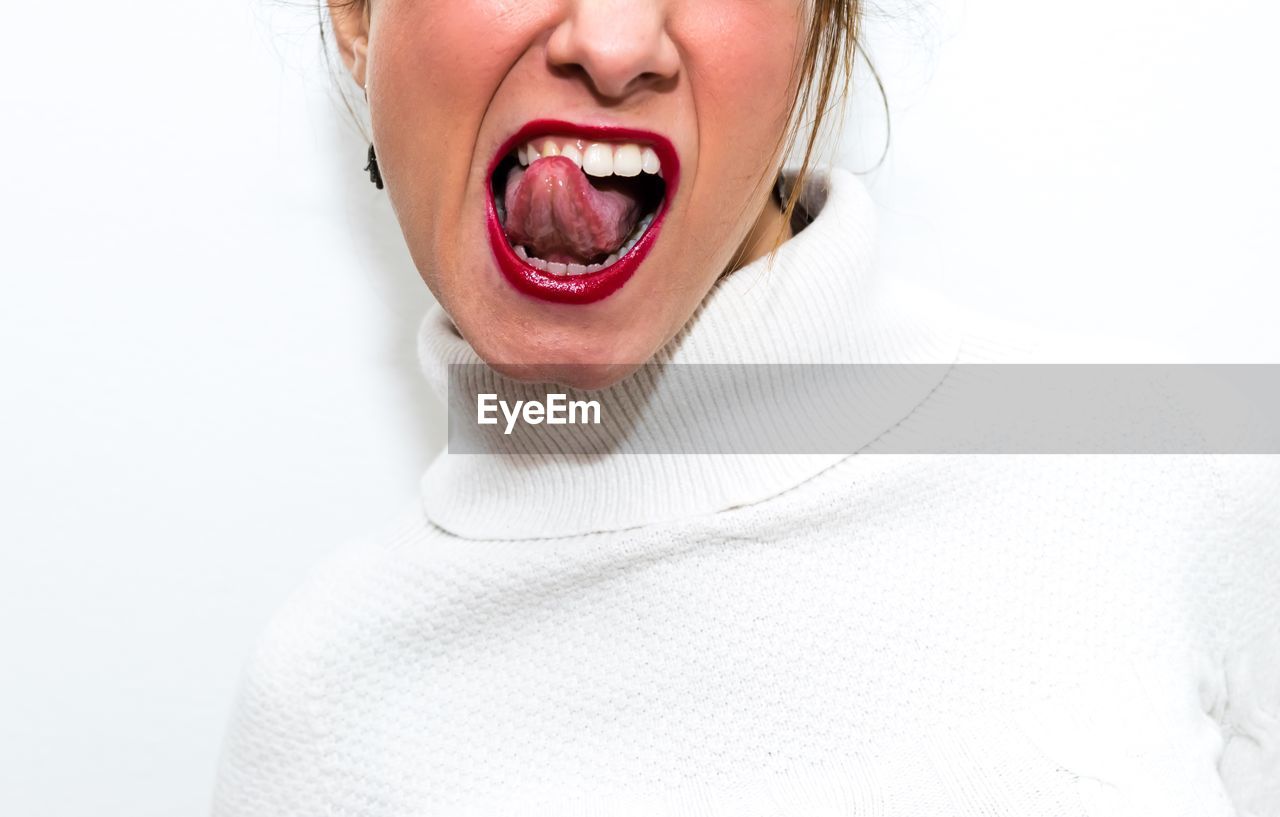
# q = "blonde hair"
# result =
<box><xmin>773</xmin><ymin>0</ymin><xmax>869</xmax><ymax>251</ymax></box>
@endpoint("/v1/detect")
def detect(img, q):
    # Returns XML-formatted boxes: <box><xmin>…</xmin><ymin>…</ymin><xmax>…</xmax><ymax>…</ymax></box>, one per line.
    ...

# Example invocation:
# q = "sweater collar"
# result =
<box><xmin>416</xmin><ymin>168</ymin><xmax>960</xmax><ymax>540</ymax></box>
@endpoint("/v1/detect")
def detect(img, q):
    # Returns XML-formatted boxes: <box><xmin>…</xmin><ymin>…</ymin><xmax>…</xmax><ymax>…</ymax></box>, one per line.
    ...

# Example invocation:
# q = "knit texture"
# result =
<box><xmin>212</xmin><ymin>169</ymin><xmax>1280</xmax><ymax>816</ymax></box>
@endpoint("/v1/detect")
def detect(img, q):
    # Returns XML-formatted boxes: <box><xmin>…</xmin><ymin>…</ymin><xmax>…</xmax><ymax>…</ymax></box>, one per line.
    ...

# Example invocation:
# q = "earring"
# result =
<box><xmin>361</xmin><ymin>81</ymin><xmax>382</xmax><ymax>190</ymax></box>
<box><xmin>365</xmin><ymin>144</ymin><xmax>383</xmax><ymax>190</ymax></box>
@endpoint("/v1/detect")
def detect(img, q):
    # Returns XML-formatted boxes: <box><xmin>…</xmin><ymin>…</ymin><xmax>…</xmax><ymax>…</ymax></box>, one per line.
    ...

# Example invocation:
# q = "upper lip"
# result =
<box><xmin>487</xmin><ymin>119</ymin><xmax>679</xmax><ymax>179</ymax></box>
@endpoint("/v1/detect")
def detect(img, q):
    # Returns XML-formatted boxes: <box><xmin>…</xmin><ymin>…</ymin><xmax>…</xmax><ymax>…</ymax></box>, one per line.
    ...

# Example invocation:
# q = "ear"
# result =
<box><xmin>328</xmin><ymin>0</ymin><xmax>371</xmax><ymax>89</ymax></box>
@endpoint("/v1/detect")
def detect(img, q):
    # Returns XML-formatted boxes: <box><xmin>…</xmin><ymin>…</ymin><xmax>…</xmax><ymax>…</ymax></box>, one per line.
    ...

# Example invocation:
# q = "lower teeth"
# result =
<box><xmin>515</xmin><ymin>212</ymin><xmax>656</xmax><ymax>276</ymax></box>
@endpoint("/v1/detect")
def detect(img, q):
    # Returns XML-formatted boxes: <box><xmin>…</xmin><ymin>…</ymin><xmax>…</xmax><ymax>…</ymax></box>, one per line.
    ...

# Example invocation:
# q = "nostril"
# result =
<box><xmin>545</xmin><ymin>12</ymin><xmax>680</xmax><ymax>101</ymax></box>
<box><xmin>549</xmin><ymin>61</ymin><xmax>672</xmax><ymax>102</ymax></box>
<box><xmin>549</xmin><ymin>60</ymin><xmax>591</xmax><ymax>85</ymax></box>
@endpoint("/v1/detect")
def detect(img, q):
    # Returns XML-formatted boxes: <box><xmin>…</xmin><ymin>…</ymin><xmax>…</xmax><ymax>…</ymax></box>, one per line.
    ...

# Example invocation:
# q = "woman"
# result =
<box><xmin>213</xmin><ymin>0</ymin><xmax>1279</xmax><ymax>814</ymax></box>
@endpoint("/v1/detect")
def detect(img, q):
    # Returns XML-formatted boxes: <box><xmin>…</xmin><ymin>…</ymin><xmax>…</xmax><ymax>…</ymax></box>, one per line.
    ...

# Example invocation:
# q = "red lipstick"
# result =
<box><xmin>485</xmin><ymin>119</ymin><xmax>680</xmax><ymax>305</ymax></box>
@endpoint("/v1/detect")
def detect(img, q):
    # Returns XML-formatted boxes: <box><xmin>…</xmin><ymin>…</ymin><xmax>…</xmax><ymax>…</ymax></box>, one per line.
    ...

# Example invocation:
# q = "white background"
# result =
<box><xmin>1</xmin><ymin>1</ymin><xmax>1276</xmax><ymax>814</ymax></box>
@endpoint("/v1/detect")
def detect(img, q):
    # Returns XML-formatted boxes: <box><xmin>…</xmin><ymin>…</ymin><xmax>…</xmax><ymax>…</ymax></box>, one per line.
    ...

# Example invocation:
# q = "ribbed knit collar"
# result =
<box><xmin>416</xmin><ymin>168</ymin><xmax>961</xmax><ymax>540</ymax></box>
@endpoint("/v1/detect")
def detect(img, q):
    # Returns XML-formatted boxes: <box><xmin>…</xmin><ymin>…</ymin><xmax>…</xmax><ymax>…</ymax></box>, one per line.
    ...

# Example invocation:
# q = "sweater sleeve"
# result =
<box><xmin>209</xmin><ymin>543</ymin><xmax>357</xmax><ymax>817</ymax></box>
<box><xmin>1214</xmin><ymin>456</ymin><xmax>1280</xmax><ymax>817</ymax></box>
<box><xmin>211</xmin><ymin>614</ymin><xmax>327</xmax><ymax>817</ymax></box>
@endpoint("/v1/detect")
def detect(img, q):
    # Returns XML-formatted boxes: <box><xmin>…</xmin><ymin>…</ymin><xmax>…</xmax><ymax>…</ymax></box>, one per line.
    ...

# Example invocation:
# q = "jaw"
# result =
<box><xmin>485</xmin><ymin>359</ymin><xmax>647</xmax><ymax>391</ymax></box>
<box><xmin>457</xmin><ymin>306</ymin><xmax>661</xmax><ymax>389</ymax></box>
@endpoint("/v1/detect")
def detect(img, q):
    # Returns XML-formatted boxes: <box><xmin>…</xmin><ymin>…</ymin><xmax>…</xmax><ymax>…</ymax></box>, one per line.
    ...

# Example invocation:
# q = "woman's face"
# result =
<box><xmin>332</xmin><ymin>0</ymin><xmax>806</xmax><ymax>388</ymax></box>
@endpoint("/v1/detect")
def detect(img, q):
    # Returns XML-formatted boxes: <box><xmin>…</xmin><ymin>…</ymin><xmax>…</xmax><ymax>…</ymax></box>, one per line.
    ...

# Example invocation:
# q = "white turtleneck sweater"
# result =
<box><xmin>212</xmin><ymin>169</ymin><xmax>1280</xmax><ymax>816</ymax></box>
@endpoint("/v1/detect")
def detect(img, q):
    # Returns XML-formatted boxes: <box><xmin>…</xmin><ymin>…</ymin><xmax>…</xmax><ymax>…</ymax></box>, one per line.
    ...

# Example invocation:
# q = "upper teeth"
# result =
<box><xmin>516</xmin><ymin>137</ymin><xmax>662</xmax><ymax>178</ymax></box>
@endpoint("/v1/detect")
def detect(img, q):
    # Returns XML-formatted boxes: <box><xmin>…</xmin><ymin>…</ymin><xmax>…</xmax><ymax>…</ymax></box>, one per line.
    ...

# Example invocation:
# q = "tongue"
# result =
<box><xmin>503</xmin><ymin>156</ymin><xmax>642</xmax><ymax>264</ymax></box>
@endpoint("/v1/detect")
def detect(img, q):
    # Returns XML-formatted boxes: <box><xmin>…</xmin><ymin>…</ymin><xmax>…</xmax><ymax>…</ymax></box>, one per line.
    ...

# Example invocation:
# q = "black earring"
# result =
<box><xmin>365</xmin><ymin>144</ymin><xmax>384</xmax><ymax>190</ymax></box>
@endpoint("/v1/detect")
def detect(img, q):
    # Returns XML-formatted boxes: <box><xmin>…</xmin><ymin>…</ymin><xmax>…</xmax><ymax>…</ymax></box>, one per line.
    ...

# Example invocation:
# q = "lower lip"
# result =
<box><xmin>484</xmin><ymin>123</ymin><xmax>679</xmax><ymax>305</ymax></box>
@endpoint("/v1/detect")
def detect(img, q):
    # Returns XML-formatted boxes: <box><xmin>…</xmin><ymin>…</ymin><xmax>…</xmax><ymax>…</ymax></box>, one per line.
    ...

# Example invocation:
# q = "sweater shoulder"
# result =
<box><xmin>222</xmin><ymin>499</ymin><xmax>449</xmax><ymax>681</ymax></box>
<box><xmin>1206</xmin><ymin>455</ymin><xmax>1280</xmax><ymax>641</ymax></box>
<box><xmin>212</xmin><ymin>501</ymin><xmax>445</xmax><ymax>816</ymax></box>
<box><xmin>942</xmin><ymin>305</ymin><xmax>1280</xmax><ymax>584</ymax></box>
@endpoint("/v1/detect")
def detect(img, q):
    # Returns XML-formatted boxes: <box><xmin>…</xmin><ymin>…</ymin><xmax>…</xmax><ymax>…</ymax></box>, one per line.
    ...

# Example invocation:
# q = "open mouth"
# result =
<box><xmin>485</xmin><ymin>120</ymin><xmax>679</xmax><ymax>304</ymax></box>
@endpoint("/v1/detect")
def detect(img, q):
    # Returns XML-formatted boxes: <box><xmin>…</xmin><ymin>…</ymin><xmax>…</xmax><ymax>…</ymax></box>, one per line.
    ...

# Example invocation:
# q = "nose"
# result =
<box><xmin>546</xmin><ymin>0</ymin><xmax>680</xmax><ymax>101</ymax></box>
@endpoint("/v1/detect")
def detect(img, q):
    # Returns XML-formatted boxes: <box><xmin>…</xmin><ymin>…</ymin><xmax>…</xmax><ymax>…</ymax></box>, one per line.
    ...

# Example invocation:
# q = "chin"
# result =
<box><xmin>486</xmin><ymin>359</ymin><xmax>643</xmax><ymax>392</ymax></box>
<box><xmin>454</xmin><ymin>318</ymin><xmax>651</xmax><ymax>390</ymax></box>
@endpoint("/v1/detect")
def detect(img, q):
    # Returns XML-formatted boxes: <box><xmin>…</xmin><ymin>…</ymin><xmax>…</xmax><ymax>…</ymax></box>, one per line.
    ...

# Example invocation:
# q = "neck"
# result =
<box><xmin>727</xmin><ymin>181</ymin><xmax>795</xmax><ymax>275</ymax></box>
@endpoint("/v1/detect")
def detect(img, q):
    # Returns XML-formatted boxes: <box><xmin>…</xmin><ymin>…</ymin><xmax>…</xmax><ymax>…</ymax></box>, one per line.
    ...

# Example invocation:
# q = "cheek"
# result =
<box><xmin>671</xmin><ymin>2</ymin><xmax>803</xmax><ymax>253</ymax></box>
<box><xmin>678</xmin><ymin>1</ymin><xmax>803</xmax><ymax>136</ymax></box>
<box><xmin>371</xmin><ymin>0</ymin><xmax>538</xmax><ymax>116</ymax></box>
<box><xmin>369</xmin><ymin>2</ymin><xmax>543</xmax><ymax>217</ymax></box>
